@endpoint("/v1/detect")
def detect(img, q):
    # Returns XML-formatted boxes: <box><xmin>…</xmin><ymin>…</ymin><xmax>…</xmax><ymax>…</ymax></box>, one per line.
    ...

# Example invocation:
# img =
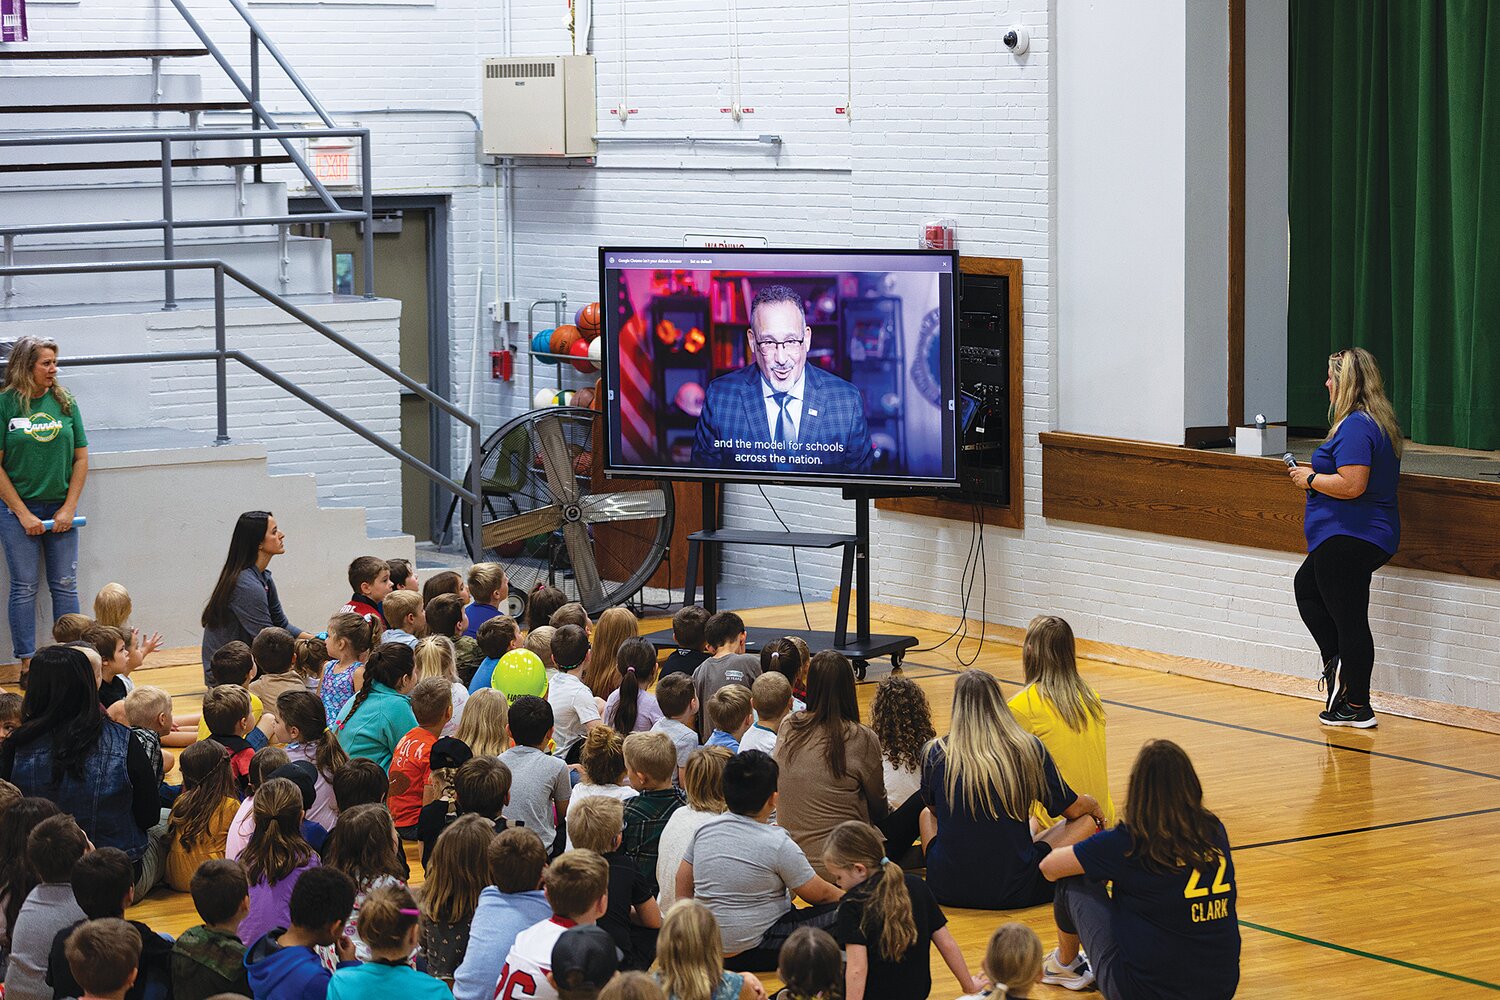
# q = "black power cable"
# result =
<box><xmin>757</xmin><ymin>485</ymin><xmax>813</xmax><ymax>632</ymax></box>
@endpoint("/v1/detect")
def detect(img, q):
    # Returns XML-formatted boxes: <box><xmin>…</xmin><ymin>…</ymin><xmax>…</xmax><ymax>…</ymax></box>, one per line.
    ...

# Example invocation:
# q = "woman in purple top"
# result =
<box><xmin>1287</xmin><ymin>348</ymin><xmax>1402</xmax><ymax>730</ymax></box>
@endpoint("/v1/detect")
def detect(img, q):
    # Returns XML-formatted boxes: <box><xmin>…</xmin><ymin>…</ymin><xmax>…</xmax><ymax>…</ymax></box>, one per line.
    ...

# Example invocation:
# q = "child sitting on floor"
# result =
<box><xmin>705</xmin><ymin>685</ymin><xmax>753</xmax><ymax>753</ymax></box>
<box><xmin>620</xmin><ymin>732</ymin><xmax>685</xmax><ymax>894</ymax></box>
<box><xmin>954</xmin><ymin>923</ymin><xmax>1044</xmax><ymax>1000</ymax></box>
<box><xmin>339</xmin><ymin>555</ymin><xmax>393</xmax><ymax>628</ymax></box>
<box><xmin>320</xmin><ymin>803</ymin><xmax>409</xmax><ymax>962</ymax></box>
<box><xmin>165</xmin><ymin>741</ymin><xmax>241</xmax><ymax>892</ymax></box>
<box><xmin>93</xmin><ymin>582</ymin><xmax>164</xmax><ymax>674</ymax></box>
<box><xmin>321</xmin><ymin>613</ymin><xmax>378</xmax><ymax>722</ymax></box>
<box><xmin>244</xmin><ymin>866</ymin><xmax>358</xmax><ymax>998</ymax></box>
<box><xmin>327</xmin><ymin>885</ymin><xmax>449</xmax><ymax>999</ymax></box>
<box><xmin>248</xmin><ymin>627</ymin><xmax>304</xmax><ymax>719</ymax></box>
<box><xmin>823</xmin><ymin>820</ymin><xmax>979</xmax><ymax>1000</ymax></box>
<box><xmin>200</xmin><ymin>642</ymin><xmax>271</xmax><ymax>746</ymax></box>
<box><xmin>381</xmin><ymin>590</ymin><xmax>425</xmax><ymax>649</ymax></box>
<box><xmin>171</xmin><ymin>858</ymin><xmax>252</xmax><ymax>1000</ymax></box>
<box><xmin>388</xmin><ymin>676</ymin><xmax>453</xmax><ymax>838</ymax></box>
<box><xmin>203</xmin><ymin>685</ymin><xmax>259</xmax><ymax>794</ymax></box>
<box><xmin>740</xmin><ymin>673</ymin><xmax>792</xmax><ymax>755</ymax></box>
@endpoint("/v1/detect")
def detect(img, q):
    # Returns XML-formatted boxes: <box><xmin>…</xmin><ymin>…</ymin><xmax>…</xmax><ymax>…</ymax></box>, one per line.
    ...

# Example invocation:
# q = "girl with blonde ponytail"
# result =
<box><xmin>822</xmin><ymin>821</ymin><xmax>980</xmax><ymax>1000</ymax></box>
<box><xmin>918</xmin><ymin>670</ymin><xmax>1103</xmax><ymax>910</ymax></box>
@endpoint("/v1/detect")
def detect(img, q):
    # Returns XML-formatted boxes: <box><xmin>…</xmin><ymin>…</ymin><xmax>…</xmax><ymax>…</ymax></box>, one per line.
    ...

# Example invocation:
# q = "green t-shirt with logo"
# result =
<box><xmin>0</xmin><ymin>389</ymin><xmax>87</xmax><ymax>502</ymax></box>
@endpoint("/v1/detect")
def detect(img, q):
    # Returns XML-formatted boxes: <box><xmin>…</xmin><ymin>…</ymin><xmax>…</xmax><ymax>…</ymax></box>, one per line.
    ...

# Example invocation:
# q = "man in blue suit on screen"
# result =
<box><xmin>692</xmin><ymin>284</ymin><xmax>874</xmax><ymax>474</ymax></box>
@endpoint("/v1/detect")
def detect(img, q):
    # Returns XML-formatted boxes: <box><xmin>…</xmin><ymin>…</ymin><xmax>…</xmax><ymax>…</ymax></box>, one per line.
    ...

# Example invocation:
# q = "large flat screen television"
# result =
<box><xmin>599</xmin><ymin>247</ymin><xmax>961</xmax><ymax>488</ymax></box>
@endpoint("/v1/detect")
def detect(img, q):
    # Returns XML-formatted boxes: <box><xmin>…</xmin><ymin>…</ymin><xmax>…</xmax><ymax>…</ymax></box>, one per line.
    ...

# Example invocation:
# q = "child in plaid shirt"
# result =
<box><xmin>620</xmin><ymin>731</ymin><xmax>684</xmax><ymax>895</ymax></box>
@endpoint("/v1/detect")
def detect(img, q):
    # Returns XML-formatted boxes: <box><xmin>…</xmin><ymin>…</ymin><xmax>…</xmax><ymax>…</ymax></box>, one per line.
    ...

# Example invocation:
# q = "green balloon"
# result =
<box><xmin>493</xmin><ymin>648</ymin><xmax>548</xmax><ymax>702</ymax></box>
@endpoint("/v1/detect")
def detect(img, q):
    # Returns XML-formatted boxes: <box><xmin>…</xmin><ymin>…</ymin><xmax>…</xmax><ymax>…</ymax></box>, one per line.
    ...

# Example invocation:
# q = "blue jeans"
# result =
<box><xmin>0</xmin><ymin>499</ymin><xmax>80</xmax><ymax>659</ymax></box>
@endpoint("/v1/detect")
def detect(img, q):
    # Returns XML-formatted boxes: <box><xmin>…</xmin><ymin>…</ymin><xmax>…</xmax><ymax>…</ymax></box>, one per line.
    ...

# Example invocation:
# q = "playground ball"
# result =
<box><xmin>532</xmin><ymin>329</ymin><xmax>556</xmax><ymax>358</ymax></box>
<box><xmin>577</xmin><ymin>302</ymin><xmax>602</xmax><ymax>339</ymax></box>
<box><xmin>534</xmin><ymin>388</ymin><xmax>559</xmax><ymax>409</ymax></box>
<box><xmin>551</xmin><ymin>324</ymin><xmax>582</xmax><ymax>356</ymax></box>
<box><xmin>569</xmin><ymin>337</ymin><xmax>594</xmax><ymax>373</ymax></box>
<box><xmin>492</xmin><ymin>648</ymin><xmax>548</xmax><ymax>702</ymax></box>
<box><xmin>674</xmin><ymin>381</ymin><xmax>705</xmax><ymax>418</ymax></box>
<box><xmin>587</xmin><ymin>337</ymin><xmax>602</xmax><ymax>368</ymax></box>
<box><xmin>558</xmin><ymin>390</ymin><xmax>575</xmax><ymax>406</ymax></box>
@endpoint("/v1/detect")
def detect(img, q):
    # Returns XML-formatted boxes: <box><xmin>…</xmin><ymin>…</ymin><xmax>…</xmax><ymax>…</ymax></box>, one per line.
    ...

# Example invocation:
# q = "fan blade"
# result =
<box><xmin>534</xmin><ymin>414</ymin><xmax>579</xmax><ymax>505</ymax></box>
<box><xmin>481</xmin><ymin>505</ymin><xmax>564</xmax><ymax>549</ymax></box>
<box><xmin>580</xmin><ymin>489</ymin><xmax>667</xmax><ymax>525</ymax></box>
<box><xmin>563</xmin><ymin>521</ymin><xmax>607</xmax><ymax>611</ymax></box>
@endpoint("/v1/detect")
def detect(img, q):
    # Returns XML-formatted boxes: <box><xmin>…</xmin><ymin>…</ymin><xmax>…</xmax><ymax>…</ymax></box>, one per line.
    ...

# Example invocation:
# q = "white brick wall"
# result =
<box><xmin>12</xmin><ymin>0</ymin><xmax>1498</xmax><ymax>711</ymax></box>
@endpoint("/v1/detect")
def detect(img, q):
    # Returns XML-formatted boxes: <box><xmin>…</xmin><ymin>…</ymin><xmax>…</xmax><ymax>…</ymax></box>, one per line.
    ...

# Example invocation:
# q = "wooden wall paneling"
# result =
<box><xmin>1040</xmin><ymin>431</ymin><xmax>1500</xmax><ymax>581</ymax></box>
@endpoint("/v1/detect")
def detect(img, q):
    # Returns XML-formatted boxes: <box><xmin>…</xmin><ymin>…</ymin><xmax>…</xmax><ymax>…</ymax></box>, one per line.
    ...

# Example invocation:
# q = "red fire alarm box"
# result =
<box><xmin>491</xmin><ymin>350</ymin><xmax>513</xmax><ymax>382</ymax></box>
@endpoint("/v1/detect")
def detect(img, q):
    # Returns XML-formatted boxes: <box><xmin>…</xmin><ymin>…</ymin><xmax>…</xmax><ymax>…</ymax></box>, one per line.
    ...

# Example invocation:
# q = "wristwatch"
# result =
<box><xmin>1306</xmin><ymin>473</ymin><xmax>1318</xmax><ymax>491</ymax></box>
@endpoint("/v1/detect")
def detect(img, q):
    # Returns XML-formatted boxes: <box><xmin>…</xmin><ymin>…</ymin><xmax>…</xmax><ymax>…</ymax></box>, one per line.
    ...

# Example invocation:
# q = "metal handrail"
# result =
<box><xmin>0</xmin><ymin>257</ymin><xmax>483</xmax><ymax>547</ymax></box>
<box><xmin>221</xmin><ymin>0</ymin><xmax>336</xmax><ymax>128</ymax></box>
<box><xmin>0</xmin><ymin>127</ymin><xmax>373</xmax><ymax>307</ymax></box>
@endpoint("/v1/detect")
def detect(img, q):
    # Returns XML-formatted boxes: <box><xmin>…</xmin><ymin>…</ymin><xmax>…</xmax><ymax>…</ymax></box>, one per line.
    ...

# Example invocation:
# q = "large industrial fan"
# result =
<box><xmin>460</xmin><ymin>406</ymin><xmax>674</xmax><ymax>619</ymax></box>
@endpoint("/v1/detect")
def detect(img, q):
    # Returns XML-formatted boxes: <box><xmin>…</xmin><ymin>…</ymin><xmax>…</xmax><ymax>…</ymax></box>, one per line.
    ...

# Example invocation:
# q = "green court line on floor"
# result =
<box><xmin>1240</xmin><ymin>919</ymin><xmax>1500</xmax><ymax>991</ymax></box>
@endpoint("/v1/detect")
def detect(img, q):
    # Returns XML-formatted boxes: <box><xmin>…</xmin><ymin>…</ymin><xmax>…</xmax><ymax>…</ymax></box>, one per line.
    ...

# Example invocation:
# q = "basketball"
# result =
<box><xmin>550</xmin><ymin>324</ymin><xmax>582</xmax><ymax>356</ymax></box>
<box><xmin>531</xmin><ymin>329</ymin><xmax>558</xmax><ymax>360</ymax></box>
<box><xmin>569</xmin><ymin>336</ymin><xmax>594</xmax><ymax>373</ymax></box>
<box><xmin>573</xmin><ymin>385</ymin><xmax>596</xmax><ymax>409</ymax></box>
<box><xmin>577</xmin><ymin>301</ymin><xmax>601</xmax><ymax>339</ymax></box>
<box><xmin>491</xmin><ymin>648</ymin><xmax>548</xmax><ymax>702</ymax></box>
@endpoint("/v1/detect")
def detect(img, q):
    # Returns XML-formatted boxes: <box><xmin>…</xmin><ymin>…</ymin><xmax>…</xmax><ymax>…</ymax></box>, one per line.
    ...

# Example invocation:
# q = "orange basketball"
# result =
<box><xmin>578</xmin><ymin>302</ymin><xmax>602</xmax><ymax>340</ymax></box>
<box><xmin>573</xmin><ymin>385</ymin><xmax>596</xmax><ymax>410</ymax></box>
<box><xmin>550</xmin><ymin>324</ymin><xmax>582</xmax><ymax>356</ymax></box>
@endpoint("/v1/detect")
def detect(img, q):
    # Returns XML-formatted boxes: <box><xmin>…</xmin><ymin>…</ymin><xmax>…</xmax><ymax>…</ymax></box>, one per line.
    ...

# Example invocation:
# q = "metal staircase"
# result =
<box><xmin>0</xmin><ymin>4</ymin><xmax>482</xmax><ymax>547</ymax></box>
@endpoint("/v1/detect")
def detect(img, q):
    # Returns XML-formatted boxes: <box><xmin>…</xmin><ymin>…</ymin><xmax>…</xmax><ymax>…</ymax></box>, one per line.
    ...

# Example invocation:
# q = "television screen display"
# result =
<box><xmin>599</xmin><ymin>247</ymin><xmax>960</xmax><ymax>488</ymax></box>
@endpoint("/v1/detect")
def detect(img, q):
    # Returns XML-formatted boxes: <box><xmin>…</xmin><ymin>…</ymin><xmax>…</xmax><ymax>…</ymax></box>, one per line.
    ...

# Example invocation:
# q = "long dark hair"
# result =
<box><xmin>0</xmin><ymin>797</ymin><xmax>62</xmax><ymax>949</ymax></box>
<box><xmin>610</xmin><ymin>637</ymin><xmax>658</xmax><ymax>736</ymax></box>
<box><xmin>321</xmin><ymin>803</ymin><xmax>406</xmax><ymax>888</ymax></box>
<box><xmin>1122</xmin><ymin>739</ymin><xmax>1225</xmax><ymax>873</ymax></box>
<box><xmin>337</xmin><ymin>643</ymin><xmax>415</xmax><ymax>731</ymax></box>
<box><xmin>779</xmin><ymin>650</ymin><xmax>860</xmax><ymax>780</ymax></box>
<box><xmin>169</xmin><ymin>741</ymin><xmax>237</xmax><ymax>851</ymax></box>
<box><xmin>240</xmin><ymin>777</ymin><xmax>312</xmax><ymax>885</ymax></box>
<box><xmin>7</xmin><ymin>646</ymin><xmax>102</xmax><ymax>776</ymax></box>
<box><xmin>202</xmin><ymin>511</ymin><xmax>271</xmax><ymax>629</ymax></box>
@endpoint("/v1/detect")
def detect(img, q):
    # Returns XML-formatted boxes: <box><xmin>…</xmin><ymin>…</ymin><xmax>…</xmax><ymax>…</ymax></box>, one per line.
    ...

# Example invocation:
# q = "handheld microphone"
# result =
<box><xmin>1284</xmin><ymin>453</ymin><xmax>1312</xmax><ymax>495</ymax></box>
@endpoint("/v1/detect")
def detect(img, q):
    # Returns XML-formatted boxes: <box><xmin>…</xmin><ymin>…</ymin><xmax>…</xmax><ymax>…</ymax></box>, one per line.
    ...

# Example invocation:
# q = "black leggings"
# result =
<box><xmin>1294</xmin><ymin>534</ymin><xmax>1391</xmax><ymax>705</ymax></box>
<box><xmin>724</xmin><ymin>902</ymin><xmax>840</xmax><ymax>972</ymax></box>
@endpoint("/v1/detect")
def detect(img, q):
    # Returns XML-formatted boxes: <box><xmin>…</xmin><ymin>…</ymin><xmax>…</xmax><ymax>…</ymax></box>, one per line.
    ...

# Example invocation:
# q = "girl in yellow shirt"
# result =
<box><xmin>1008</xmin><ymin>615</ymin><xmax>1116</xmax><ymax>830</ymax></box>
<box><xmin>166</xmin><ymin>740</ymin><xmax>242</xmax><ymax>891</ymax></box>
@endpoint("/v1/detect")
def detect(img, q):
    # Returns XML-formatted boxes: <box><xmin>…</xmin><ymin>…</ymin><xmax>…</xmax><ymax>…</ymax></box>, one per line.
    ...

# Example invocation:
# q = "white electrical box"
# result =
<box><xmin>481</xmin><ymin>56</ymin><xmax>597</xmax><ymax>158</ymax></box>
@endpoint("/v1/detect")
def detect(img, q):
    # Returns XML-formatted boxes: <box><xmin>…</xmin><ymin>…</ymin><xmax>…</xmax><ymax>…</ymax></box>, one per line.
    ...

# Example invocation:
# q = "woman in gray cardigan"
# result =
<box><xmin>200</xmin><ymin>511</ymin><xmax>311</xmax><ymax>683</ymax></box>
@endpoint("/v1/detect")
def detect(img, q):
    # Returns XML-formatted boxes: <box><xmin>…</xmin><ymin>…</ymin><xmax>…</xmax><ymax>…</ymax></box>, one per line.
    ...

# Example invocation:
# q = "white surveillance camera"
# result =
<box><xmin>1003</xmin><ymin>25</ymin><xmax>1030</xmax><ymax>56</ymax></box>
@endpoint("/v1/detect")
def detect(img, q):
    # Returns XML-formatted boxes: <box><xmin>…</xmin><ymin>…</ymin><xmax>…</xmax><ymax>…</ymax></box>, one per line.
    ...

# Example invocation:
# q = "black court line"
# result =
<box><xmin>888</xmin><ymin>654</ymin><xmax>1500</xmax><ymax>783</ymax></box>
<box><xmin>1233</xmin><ymin>806</ymin><xmax>1500</xmax><ymax>851</ymax></box>
<box><xmin>1239</xmin><ymin>920</ymin><xmax>1500</xmax><ymax>991</ymax></box>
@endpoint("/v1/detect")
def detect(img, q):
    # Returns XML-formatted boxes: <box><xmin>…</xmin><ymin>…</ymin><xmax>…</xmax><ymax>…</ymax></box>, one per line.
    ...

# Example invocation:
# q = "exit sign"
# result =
<box><xmin>308</xmin><ymin>137</ymin><xmax>359</xmax><ymax>189</ymax></box>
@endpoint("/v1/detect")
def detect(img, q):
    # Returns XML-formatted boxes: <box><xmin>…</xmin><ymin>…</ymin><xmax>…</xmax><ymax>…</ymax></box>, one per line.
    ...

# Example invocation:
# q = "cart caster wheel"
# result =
<box><xmin>853</xmin><ymin>658</ymin><xmax>869</xmax><ymax>681</ymax></box>
<box><xmin>891</xmin><ymin>652</ymin><xmax>904</xmax><ymax>670</ymax></box>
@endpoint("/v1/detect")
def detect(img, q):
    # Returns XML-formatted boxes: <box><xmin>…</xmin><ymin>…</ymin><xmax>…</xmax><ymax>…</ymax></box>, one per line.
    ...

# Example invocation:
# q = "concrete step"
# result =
<box><xmin>0</xmin><ymin>180</ymin><xmax>290</xmax><ymax>245</ymax></box>
<box><xmin>3</xmin><ymin>233</ymin><xmax>332</xmax><ymax>306</ymax></box>
<box><xmin>3</xmin><ymin>428</ymin><xmax>417</xmax><ymax>653</ymax></box>
<box><xmin>0</xmin><ymin>73</ymin><xmax>204</xmax><ymax>107</ymax></box>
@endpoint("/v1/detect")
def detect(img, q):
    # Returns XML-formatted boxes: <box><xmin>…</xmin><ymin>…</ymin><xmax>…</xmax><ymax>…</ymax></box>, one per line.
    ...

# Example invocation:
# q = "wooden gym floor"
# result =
<box><xmin>14</xmin><ymin>601</ymin><xmax>1498</xmax><ymax>997</ymax></box>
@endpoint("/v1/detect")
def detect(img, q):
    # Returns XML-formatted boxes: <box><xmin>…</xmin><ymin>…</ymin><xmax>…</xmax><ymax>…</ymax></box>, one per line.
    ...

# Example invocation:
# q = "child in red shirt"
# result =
<box><xmin>339</xmin><ymin>555</ymin><xmax>394</xmax><ymax>628</ymax></box>
<box><xmin>387</xmin><ymin>677</ymin><xmax>454</xmax><ymax>837</ymax></box>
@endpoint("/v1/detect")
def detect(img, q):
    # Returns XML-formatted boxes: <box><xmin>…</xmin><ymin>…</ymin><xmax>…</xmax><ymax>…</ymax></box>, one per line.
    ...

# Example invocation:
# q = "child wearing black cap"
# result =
<box><xmin>547</xmin><ymin>924</ymin><xmax>620</xmax><ymax>1000</ymax></box>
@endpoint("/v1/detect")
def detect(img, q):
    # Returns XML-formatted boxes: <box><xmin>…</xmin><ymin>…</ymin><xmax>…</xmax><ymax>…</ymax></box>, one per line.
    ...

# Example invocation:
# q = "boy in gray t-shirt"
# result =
<box><xmin>498</xmin><ymin>695</ymin><xmax>571</xmax><ymax>855</ymax></box>
<box><xmin>691</xmin><ymin>612</ymin><xmax>762</xmax><ymax>740</ymax></box>
<box><xmin>678</xmin><ymin>750</ymin><xmax>841</xmax><ymax>970</ymax></box>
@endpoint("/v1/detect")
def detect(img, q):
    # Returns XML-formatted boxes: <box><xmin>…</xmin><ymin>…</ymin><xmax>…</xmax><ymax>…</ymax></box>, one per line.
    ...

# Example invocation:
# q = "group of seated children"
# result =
<box><xmin>0</xmin><ymin>551</ymin><xmax>1240</xmax><ymax>1000</ymax></box>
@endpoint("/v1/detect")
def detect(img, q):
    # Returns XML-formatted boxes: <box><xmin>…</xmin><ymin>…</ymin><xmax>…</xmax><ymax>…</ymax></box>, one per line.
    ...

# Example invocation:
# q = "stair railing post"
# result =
<box><xmin>250</xmin><ymin>33</ymin><xmax>263</xmax><ymax>183</ymax></box>
<box><xmin>469</xmin><ymin>419</ymin><xmax>482</xmax><ymax>556</ymax></box>
<box><xmin>160</xmin><ymin>140</ymin><xmax>177</xmax><ymax>310</ymax></box>
<box><xmin>214</xmin><ymin>266</ymin><xmax>229</xmax><ymax>444</ymax></box>
<box><xmin>360</xmin><ymin>132</ymin><xmax>374</xmax><ymax>298</ymax></box>
<box><xmin>2</xmin><ymin>235</ymin><xmax>13</xmax><ymax>305</ymax></box>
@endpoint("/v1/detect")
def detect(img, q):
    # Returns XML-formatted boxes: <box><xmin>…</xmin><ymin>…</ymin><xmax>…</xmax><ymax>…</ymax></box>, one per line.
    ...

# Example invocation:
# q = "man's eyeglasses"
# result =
<box><xmin>752</xmin><ymin>337</ymin><xmax>807</xmax><ymax>357</ymax></box>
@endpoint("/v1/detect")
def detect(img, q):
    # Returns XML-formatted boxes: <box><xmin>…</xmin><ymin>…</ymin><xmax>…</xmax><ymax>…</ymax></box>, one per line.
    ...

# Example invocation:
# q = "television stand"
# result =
<box><xmin>646</xmin><ymin>484</ymin><xmax>917</xmax><ymax>680</ymax></box>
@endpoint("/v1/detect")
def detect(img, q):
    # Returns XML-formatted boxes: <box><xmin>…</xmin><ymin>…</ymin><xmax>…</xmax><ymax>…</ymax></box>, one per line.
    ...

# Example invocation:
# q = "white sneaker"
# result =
<box><xmin>1042</xmin><ymin>949</ymin><xmax>1096</xmax><ymax>991</ymax></box>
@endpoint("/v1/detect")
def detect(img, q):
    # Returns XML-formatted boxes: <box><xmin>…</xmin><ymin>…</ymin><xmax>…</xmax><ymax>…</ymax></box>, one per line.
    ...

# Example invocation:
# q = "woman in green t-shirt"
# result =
<box><xmin>0</xmin><ymin>337</ymin><xmax>88</xmax><ymax>686</ymax></box>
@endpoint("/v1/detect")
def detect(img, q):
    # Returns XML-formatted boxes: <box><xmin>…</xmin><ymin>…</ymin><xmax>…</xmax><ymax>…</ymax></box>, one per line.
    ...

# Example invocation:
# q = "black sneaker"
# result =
<box><xmin>1318</xmin><ymin>656</ymin><xmax>1342</xmax><ymax>711</ymax></box>
<box><xmin>1320</xmin><ymin>697</ymin><xmax>1376</xmax><ymax>729</ymax></box>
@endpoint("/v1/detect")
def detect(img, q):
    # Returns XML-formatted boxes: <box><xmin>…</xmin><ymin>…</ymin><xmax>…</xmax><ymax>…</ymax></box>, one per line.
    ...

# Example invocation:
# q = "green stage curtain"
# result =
<box><xmin>1288</xmin><ymin>0</ymin><xmax>1500</xmax><ymax>447</ymax></box>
